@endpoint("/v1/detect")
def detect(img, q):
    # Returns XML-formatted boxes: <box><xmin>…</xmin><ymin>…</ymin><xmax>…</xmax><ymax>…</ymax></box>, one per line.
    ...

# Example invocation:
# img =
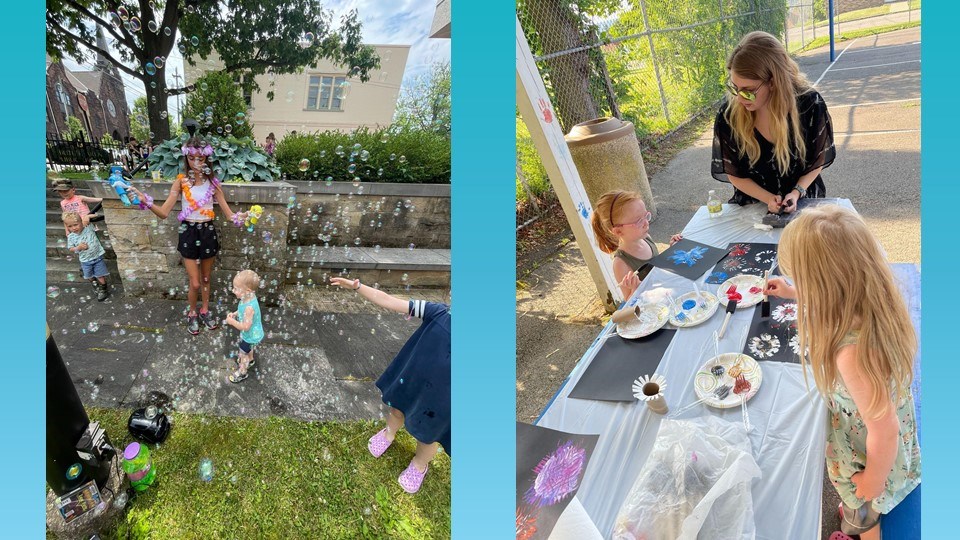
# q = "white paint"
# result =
<box><xmin>812</xmin><ymin>38</ymin><xmax>859</xmax><ymax>88</ymax></box>
<box><xmin>834</xmin><ymin>129</ymin><xmax>919</xmax><ymax>137</ymax></box>
<box><xmin>828</xmin><ymin>60</ymin><xmax>920</xmax><ymax>72</ymax></box>
<box><xmin>829</xmin><ymin>97</ymin><xmax>920</xmax><ymax>109</ymax></box>
<box><xmin>516</xmin><ymin>17</ymin><xmax>621</xmax><ymax>308</ymax></box>
<box><xmin>841</xmin><ymin>41</ymin><xmax>920</xmax><ymax>54</ymax></box>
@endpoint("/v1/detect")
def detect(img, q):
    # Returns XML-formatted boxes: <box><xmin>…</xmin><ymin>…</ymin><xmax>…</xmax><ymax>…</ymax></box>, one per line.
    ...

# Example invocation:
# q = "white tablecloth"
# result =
<box><xmin>537</xmin><ymin>201</ymin><xmax>858</xmax><ymax>539</ymax></box>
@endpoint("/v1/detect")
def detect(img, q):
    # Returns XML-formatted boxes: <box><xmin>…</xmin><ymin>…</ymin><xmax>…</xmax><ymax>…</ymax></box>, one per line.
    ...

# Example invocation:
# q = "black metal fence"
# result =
<box><xmin>45</xmin><ymin>134</ymin><xmax>134</xmax><ymax>173</ymax></box>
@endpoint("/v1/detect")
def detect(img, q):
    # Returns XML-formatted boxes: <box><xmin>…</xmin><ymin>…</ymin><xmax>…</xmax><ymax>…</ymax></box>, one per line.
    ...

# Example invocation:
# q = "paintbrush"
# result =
<box><xmin>718</xmin><ymin>299</ymin><xmax>738</xmax><ymax>339</ymax></box>
<box><xmin>761</xmin><ymin>269</ymin><xmax>771</xmax><ymax>318</ymax></box>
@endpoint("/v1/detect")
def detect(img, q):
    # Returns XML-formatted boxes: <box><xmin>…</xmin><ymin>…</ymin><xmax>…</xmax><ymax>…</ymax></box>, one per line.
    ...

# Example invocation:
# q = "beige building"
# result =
<box><xmin>185</xmin><ymin>44</ymin><xmax>410</xmax><ymax>142</ymax></box>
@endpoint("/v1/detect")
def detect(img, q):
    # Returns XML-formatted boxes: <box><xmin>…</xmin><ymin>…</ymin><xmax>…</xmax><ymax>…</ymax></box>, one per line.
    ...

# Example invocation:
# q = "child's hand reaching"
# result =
<box><xmin>77</xmin><ymin>242</ymin><xmax>89</xmax><ymax>251</ymax></box>
<box><xmin>764</xmin><ymin>277</ymin><xmax>797</xmax><ymax>299</ymax></box>
<box><xmin>669</xmin><ymin>233</ymin><xmax>683</xmax><ymax>245</ymax></box>
<box><xmin>851</xmin><ymin>470</ymin><xmax>886</xmax><ymax>501</ymax></box>
<box><xmin>225</xmin><ymin>311</ymin><xmax>237</xmax><ymax>328</ymax></box>
<box><xmin>330</xmin><ymin>277</ymin><xmax>360</xmax><ymax>290</ymax></box>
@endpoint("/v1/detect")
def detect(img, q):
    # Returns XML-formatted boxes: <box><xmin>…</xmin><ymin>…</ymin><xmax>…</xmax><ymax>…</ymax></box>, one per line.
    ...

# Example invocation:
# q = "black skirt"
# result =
<box><xmin>178</xmin><ymin>221</ymin><xmax>219</xmax><ymax>260</ymax></box>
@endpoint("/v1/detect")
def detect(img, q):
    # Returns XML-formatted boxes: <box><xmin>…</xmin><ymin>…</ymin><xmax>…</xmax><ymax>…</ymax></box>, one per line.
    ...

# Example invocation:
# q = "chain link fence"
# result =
<box><xmin>515</xmin><ymin>0</ymin><xmax>920</xmax><ymax>235</ymax></box>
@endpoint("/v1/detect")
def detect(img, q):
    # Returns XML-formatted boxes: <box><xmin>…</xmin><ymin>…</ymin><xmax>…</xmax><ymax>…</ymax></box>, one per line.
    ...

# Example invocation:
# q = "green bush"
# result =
<box><xmin>274</xmin><ymin>126</ymin><xmax>450</xmax><ymax>184</ymax></box>
<box><xmin>148</xmin><ymin>134</ymin><xmax>279</xmax><ymax>182</ymax></box>
<box><xmin>516</xmin><ymin>117</ymin><xmax>551</xmax><ymax>204</ymax></box>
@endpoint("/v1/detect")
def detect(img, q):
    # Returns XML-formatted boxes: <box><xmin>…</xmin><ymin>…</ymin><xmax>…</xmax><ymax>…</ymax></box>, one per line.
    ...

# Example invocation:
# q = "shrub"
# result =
<box><xmin>516</xmin><ymin>117</ymin><xmax>551</xmax><ymax>203</ymax></box>
<box><xmin>274</xmin><ymin>126</ymin><xmax>450</xmax><ymax>184</ymax></box>
<box><xmin>148</xmin><ymin>134</ymin><xmax>279</xmax><ymax>182</ymax></box>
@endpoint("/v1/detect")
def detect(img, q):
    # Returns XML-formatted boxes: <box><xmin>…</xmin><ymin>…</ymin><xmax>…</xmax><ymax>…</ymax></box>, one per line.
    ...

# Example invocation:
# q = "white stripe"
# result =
<box><xmin>841</xmin><ymin>42</ymin><xmax>920</xmax><ymax>54</ymax></box>
<box><xmin>813</xmin><ymin>38</ymin><xmax>859</xmax><ymax>88</ymax></box>
<box><xmin>829</xmin><ymin>60</ymin><xmax>920</xmax><ymax>72</ymax></box>
<box><xmin>834</xmin><ymin>129</ymin><xmax>919</xmax><ymax>138</ymax></box>
<box><xmin>829</xmin><ymin>98</ymin><xmax>920</xmax><ymax>109</ymax></box>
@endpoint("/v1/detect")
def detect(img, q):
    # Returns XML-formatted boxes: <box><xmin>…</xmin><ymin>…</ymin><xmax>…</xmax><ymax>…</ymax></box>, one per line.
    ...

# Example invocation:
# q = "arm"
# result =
<box><xmin>329</xmin><ymin>277</ymin><xmax>409</xmax><ymax>314</ymax></box>
<box><xmin>836</xmin><ymin>345</ymin><xmax>901</xmax><ymax>501</ymax></box>
<box><xmin>763</xmin><ymin>277</ymin><xmax>797</xmax><ymax>299</ymax></box>
<box><xmin>781</xmin><ymin>167</ymin><xmax>822</xmax><ymax>212</ymax></box>
<box><xmin>213</xmin><ymin>185</ymin><xmax>243</xmax><ymax>223</ymax></box>
<box><xmin>227</xmin><ymin>306</ymin><xmax>255</xmax><ymax>331</ymax></box>
<box><xmin>727</xmin><ymin>174</ymin><xmax>783</xmax><ymax>213</ymax></box>
<box><xmin>79</xmin><ymin>195</ymin><xmax>103</xmax><ymax>204</ymax></box>
<box><xmin>612</xmin><ymin>257</ymin><xmax>640</xmax><ymax>300</ymax></box>
<box><xmin>133</xmin><ymin>181</ymin><xmax>180</xmax><ymax>220</ymax></box>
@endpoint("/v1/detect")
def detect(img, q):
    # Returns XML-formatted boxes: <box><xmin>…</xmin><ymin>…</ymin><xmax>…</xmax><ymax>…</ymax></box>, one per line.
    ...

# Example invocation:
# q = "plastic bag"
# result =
<box><xmin>612</xmin><ymin>416</ymin><xmax>762</xmax><ymax>540</ymax></box>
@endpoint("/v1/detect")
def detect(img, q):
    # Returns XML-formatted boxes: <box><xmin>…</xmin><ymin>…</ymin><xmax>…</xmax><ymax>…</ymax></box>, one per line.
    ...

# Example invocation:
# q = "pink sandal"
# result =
<box><xmin>398</xmin><ymin>461</ymin><xmax>429</xmax><ymax>494</ymax></box>
<box><xmin>368</xmin><ymin>428</ymin><xmax>393</xmax><ymax>458</ymax></box>
<box><xmin>829</xmin><ymin>533</ymin><xmax>854</xmax><ymax>540</ymax></box>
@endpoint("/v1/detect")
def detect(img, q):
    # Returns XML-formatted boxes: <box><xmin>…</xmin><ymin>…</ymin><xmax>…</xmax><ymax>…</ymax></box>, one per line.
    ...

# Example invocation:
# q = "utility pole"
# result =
<box><xmin>172</xmin><ymin>68</ymin><xmax>184</xmax><ymax>125</ymax></box>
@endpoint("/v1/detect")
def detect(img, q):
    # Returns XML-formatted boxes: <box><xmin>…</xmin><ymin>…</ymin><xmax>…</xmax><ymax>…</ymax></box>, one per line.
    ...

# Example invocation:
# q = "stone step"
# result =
<box><xmin>46</xmin><ymin>256</ymin><xmax>121</xmax><ymax>283</ymax></box>
<box><xmin>285</xmin><ymin>246</ymin><xmax>450</xmax><ymax>288</ymax></box>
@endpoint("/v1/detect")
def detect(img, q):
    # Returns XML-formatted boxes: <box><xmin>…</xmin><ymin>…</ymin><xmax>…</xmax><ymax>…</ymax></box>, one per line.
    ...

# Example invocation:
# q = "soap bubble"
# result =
<box><xmin>67</xmin><ymin>273</ymin><xmax>76</xmax><ymax>281</ymax></box>
<box><xmin>408</xmin><ymin>243</ymin><xmax>415</xmax><ymax>250</ymax></box>
<box><xmin>154</xmin><ymin>56</ymin><xmax>165</xmax><ymax>68</ymax></box>
<box><xmin>201</xmin><ymin>82</ymin><xmax>208</xmax><ymax>91</ymax></box>
<box><xmin>147</xmin><ymin>20</ymin><xmax>158</xmax><ymax>33</ymax></box>
<box><xmin>379</xmin><ymin>71</ymin><xmax>388</xmax><ymax>82</ymax></box>
<box><xmin>160</xmin><ymin>111</ymin><xmax>168</xmax><ymax>119</ymax></box>
<box><xmin>47</xmin><ymin>286</ymin><xmax>61</xmax><ymax>298</ymax></box>
<box><xmin>347</xmin><ymin>164</ymin><xmax>357</xmax><ymax>174</ymax></box>
<box><xmin>178</xmin><ymin>43</ymin><xmax>187</xmax><ymax>54</ymax></box>
<box><xmin>354</xmin><ymin>238</ymin><xmax>361</xmax><ymax>246</ymax></box>
<box><xmin>113</xmin><ymin>490</ymin><xmax>129</xmax><ymax>509</ymax></box>
<box><xmin>298</xmin><ymin>159</ymin><xmax>310</xmax><ymax>172</ymax></box>
<box><xmin>352</xmin><ymin>178</ymin><xmax>361</xmax><ymax>187</ymax></box>
<box><xmin>163</xmin><ymin>27</ymin><xmax>172</xmax><ymax>36</ymax></box>
<box><xmin>337</xmin><ymin>81</ymin><xmax>351</xmax><ymax>99</ymax></box>
<box><xmin>377</xmin><ymin>168</ymin><xmax>384</xmax><ymax>177</ymax></box>
<box><xmin>373</xmin><ymin>245</ymin><xmax>381</xmax><ymax>253</ymax></box>
<box><xmin>235</xmin><ymin>112</ymin><xmax>246</xmax><ymax>125</ymax></box>
<box><xmin>191</xmin><ymin>36</ymin><xmax>200</xmax><ymax>47</ymax></box>
<box><xmin>298</xmin><ymin>32</ymin><xmax>315</xmax><ymax>48</ymax></box>
<box><xmin>399</xmin><ymin>155</ymin><xmax>407</xmax><ymax>164</ymax></box>
<box><xmin>389</xmin><ymin>153</ymin><xmax>396</xmax><ymax>161</ymax></box>
<box><xmin>360</xmin><ymin>150</ymin><xmax>370</xmax><ymax>161</ymax></box>
<box><xmin>145</xmin><ymin>62</ymin><xmax>156</xmax><ymax>76</ymax></box>
<box><xmin>335</xmin><ymin>145</ymin><xmax>345</xmax><ymax>157</ymax></box>
<box><xmin>199</xmin><ymin>458</ymin><xmax>214</xmax><ymax>481</ymax></box>
<box><xmin>129</xmin><ymin>17</ymin><xmax>141</xmax><ymax>32</ymax></box>
<box><xmin>262</xmin><ymin>231</ymin><xmax>272</xmax><ymax>243</ymax></box>
<box><xmin>325</xmin><ymin>176</ymin><xmax>333</xmax><ymax>186</ymax></box>
<box><xmin>401</xmin><ymin>274</ymin><xmax>408</xmax><ymax>282</ymax></box>
<box><xmin>285</xmin><ymin>91</ymin><xmax>295</xmax><ymax>103</ymax></box>
<box><xmin>117</xmin><ymin>7</ymin><xmax>129</xmax><ymax>20</ymax></box>
<box><xmin>224</xmin><ymin>124</ymin><xmax>233</xmax><ymax>134</ymax></box>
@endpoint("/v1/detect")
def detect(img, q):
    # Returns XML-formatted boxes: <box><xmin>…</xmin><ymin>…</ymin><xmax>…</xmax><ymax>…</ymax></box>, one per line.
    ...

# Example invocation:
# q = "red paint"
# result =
<box><xmin>726</xmin><ymin>285</ymin><xmax>742</xmax><ymax>302</ymax></box>
<box><xmin>749</xmin><ymin>286</ymin><xmax>762</xmax><ymax>295</ymax></box>
<box><xmin>538</xmin><ymin>99</ymin><xmax>553</xmax><ymax>123</ymax></box>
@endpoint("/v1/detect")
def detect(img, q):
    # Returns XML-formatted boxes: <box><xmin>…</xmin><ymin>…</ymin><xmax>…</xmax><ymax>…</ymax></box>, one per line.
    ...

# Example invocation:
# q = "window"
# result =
<box><xmin>232</xmin><ymin>73</ymin><xmax>253</xmax><ymax>107</ymax></box>
<box><xmin>306</xmin><ymin>75</ymin><xmax>346</xmax><ymax>111</ymax></box>
<box><xmin>107</xmin><ymin>99</ymin><xmax>117</xmax><ymax>118</ymax></box>
<box><xmin>56</xmin><ymin>81</ymin><xmax>74</xmax><ymax>118</ymax></box>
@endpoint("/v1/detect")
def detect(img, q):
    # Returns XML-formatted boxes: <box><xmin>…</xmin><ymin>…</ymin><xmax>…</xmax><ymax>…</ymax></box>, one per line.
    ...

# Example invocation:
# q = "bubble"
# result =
<box><xmin>377</xmin><ymin>168</ymin><xmax>384</xmax><ymax>177</ymax></box>
<box><xmin>298</xmin><ymin>159</ymin><xmax>310</xmax><ymax>172</ymax></box>
<box><xmin>335</xmin><ymin>145</ymin><xmax>345</xmax><ymax>157</ymax></box>
<box><xmin>150</xmin><ymin>81</ymin><xmax>157</xmax><ymax>89</ymax></box>
<box><xmin>285</xmin><ymin>91</ymin><xmax>295</xmax><ymax>103</ymax></box>
<box><xmin>389</xmin><ymin>153</ymin><xmax>396</xmax><ymax>161</ymax></box>
<box><xmin>325</xmin><ymin>176</ymin><xmax>333</xmax><ymax>186</ymax></box>
<box><xmin>354</xmin><ymin>238</ymin><xmax>361</xmax><ymax>246</ymax></box>
<box><xmin>178</xmin><ymin>43</ymin><xmax>187</xmax><ymax>54</ymax></box>
<box><xmin>149</xmin><ymin>131</ymin><xmax>155</xmax><ymax>139</ymax></box>
<box><xmin>373</xmin><ymin>245</ymin><xmax>381</xmax><ymax>253</ymax></box>
<box><xmin>123</xmin><ymin>21</ymin><xmax>131</xmax><ymax>31</ymax></box>
<box><xmin>191</xmin><ymin>36</ymin><xmax>200</xmax><ymax>47</ymax></box>
<box><xmin>187</xmin><ymin>5</ymin><xmax>196</xmax><ymax>13</ymax></box>
<box><xmin>224</xmin><ymin>124</ymin><xmax>233</xmax><ymax>134</ymax></box>
<box><xmin>401</xmin><ymin>274</ymin><xmax>408</xmax><ymax>282</ymax></box>
<box><xmin>67</xmin><ymin>273</ymin><xmax>76</xmax><ymax>281</ymax></box>
<box><xmin>147</xmin><ymin>20</ymin><xmax>158</xmax><ymax>33</ymax></box>
<box><xmin>347</xmin><ymin>163</ymin><xmax>357</xmax><ymax>174</ymax></box>
<box><xmin>145</xmin><ymin>62</ymin><xmax>156</xmax><ymax>76</ymax></box>
<box><xmin>352</xmin><ymin>143</ymin><xmax>362</xmax><ymax>152</ymax></box>
<box><xmin>319</xmin><ymin>150</ymin><xmax>327</xmax><ymax>158</ymax></box>
<box><xmin>164</xmin><ymin>27</ymin><xmax>172</xmax><ymax>36</ymax></box>
<box><xmin>160</xmin><ymin>111</ymin><xmax>168</xmax><ymax>119</ymax></box>
<box><xmin>46</xmin><ymin>286</ymin><xmax>61</xmax><ymax>298</ymax></box>
<box><xmin>298</xmin><ymin>32</ymin><xmax>315</xmax><ymax>48</ymax></box>
<box><xmin>360</xmin><ymin>150</ymin><xmax>370</xmax><ymax>161</ymax></box>
<box><xmin>130</xmin><ymin>17</ymin><xmax>141</xmax><ymax>32</ymax></box>
<box><xmin>392</xmin><ymin>208</ymin><xmax>401</xmax><ymax>217</ymax></box>
<box><xmin>408</xmin><ymin>243</ymin><xmax>415</xmax><ymax>250</ymax></box>
<box><xmin>154</xmin><ymin>56</ymin><xmax>165</xmax><ymax>68</ymax></box>
<box><xmin>117</xmin><ymin>7</ymin><xmax>129</xmax><ymax>20</ymax></box>
<box><xmin>262</xmin><ymin>231</ymin><xmax>272</xmax><ymax>243</ymax></box>
<box><xmin>337</xmin><ymin>81</ymin><xmax>351</xmax><ymax>99</ymax></box>
<box><xmin>364</xmin><ymin>507</ymin><xmax>372</xmax><ymax>516</ymax></box>
<box><xmin>379</xmin><ymin>71</ymin><xmax>388</xmax><ymax>82</ymax></box>
<box><xmin>352</xmin><ymin>177</ymin><xmax>361</xmax><ymax>188</ymax></box>
<box><xmin>199</xmin><ymin>458</ymin><xmax>214</xmax><ymax>481</ymax></box>
<box><xmin>235</xmin><ymin>112</ymin><xmax>246</xmax><ymax>125</ymax></box>
<box><xmin>399</xmin><ymin>155</ymin><xmax>407</xmax><ymax>164</ymax></box>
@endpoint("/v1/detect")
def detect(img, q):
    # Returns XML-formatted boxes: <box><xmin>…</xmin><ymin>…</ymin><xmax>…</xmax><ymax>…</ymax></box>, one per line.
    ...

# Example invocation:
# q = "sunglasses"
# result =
<box><xmin>725</xmin><ymin>78</ymin><xmax>768</xmax><ymax>102</ymax></box>
<box><xmin>616</xmin><ymin>211</ymin><xmax>652</xmax><ymax>228</ymax></box>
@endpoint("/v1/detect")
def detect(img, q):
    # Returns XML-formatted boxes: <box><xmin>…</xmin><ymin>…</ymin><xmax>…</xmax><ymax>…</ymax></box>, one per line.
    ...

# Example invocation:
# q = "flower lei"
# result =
<box><xmin>182</xmin><ymin>145</ymin><xmax>214</xmax><ymax>157</ymax></box>
<box><xmin>177</xmin><ymin>174</ymin><xmax>221</xmax><ymax>222</ymax></box>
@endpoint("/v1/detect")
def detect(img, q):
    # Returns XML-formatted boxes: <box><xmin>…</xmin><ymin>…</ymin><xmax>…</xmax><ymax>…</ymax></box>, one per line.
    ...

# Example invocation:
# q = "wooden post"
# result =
<box><xmin>516</xmin><ymin>17</ymin><xmax>622</xmax><ymax>310</ymax></box>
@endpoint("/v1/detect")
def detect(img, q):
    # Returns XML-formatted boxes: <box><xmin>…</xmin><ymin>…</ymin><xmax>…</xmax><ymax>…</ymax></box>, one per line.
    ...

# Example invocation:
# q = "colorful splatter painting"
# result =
<box><xmin>516</xmin><ymin>422</ymin><xmax>600</xmax><ymax>540</ymax></box>
<box><xmin>648</xmin><ymin>238</ymin><xmax>728</xmax><ymax>281</ymax></box>
<box><xmin>741</xmin><ymin>295</ymin><xmax>803</xmax><ymax>364</ymax></box>
<box><xmin>706</xmin><ymin>242</ymin><xmax>781</xmax><ymax>284</ymax></box>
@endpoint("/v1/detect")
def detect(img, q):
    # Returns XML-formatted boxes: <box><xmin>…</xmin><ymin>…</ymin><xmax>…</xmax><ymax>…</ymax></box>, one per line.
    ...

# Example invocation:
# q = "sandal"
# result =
<box><xmin>829</xmin><ymin>533</ymin><xmax>854</xmax><ymax>540</ymax></box>
<box><xmin>228</xmin><ymin>371</ymin><xmax>249</xmax><ymax>383</ymax></box>
<box><xmin>233</xmin><ymin>357</ymin><xmax>256</xmax><ymax>368</ymax></box>
<box><xmin>398</xmin><ymin>461</ymin><xmax>428</xmax><ymax>494</ymax></box>
<box><xmin>368</xmin><ymin>428</ymin><xmax>393</xmax><ymax>458</ymax></box>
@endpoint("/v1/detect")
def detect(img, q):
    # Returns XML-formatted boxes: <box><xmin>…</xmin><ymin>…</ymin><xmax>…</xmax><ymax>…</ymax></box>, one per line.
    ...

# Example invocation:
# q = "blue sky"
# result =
<box><xmin>61</xmin><ymin>0</ymin><xmax>450</xmax><ymax>123</ymax></box>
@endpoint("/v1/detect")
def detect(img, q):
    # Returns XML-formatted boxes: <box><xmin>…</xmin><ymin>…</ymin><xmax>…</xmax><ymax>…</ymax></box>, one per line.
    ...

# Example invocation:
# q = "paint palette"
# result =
<box><xmin>616</xmin><ymin>303</ymin><xmax>670</xmax><ymax>339</ymax></box>
<box><xmin>694</xmin><ymin>353</ymin><xmax>763</xmax><ymax>409</ymax></box>
<box><xmin>668</xmin><ymin>291</ymin><xmax>719</xmax><ymax>328</ymax></box>
<box><xmin>717</xmin><ymin>274</ymin><xmax>766</xmax><ymax>309</ymax></box>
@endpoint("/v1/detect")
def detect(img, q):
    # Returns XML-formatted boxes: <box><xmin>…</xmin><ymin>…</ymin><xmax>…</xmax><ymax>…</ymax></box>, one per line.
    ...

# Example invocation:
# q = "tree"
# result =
<box><xmin>47</xmin><ymin>0</ymin><xmax>381</xmax><ymax>142</ymax></box>
<box><xmin>393</xmin><ymin>62</ymin><xmax>450</xmax><ymax>138</ymax></box>
<box><xmin>63</xmin><ymin>115</ymin><xmax>88</xmax><ymax>141</ymax></box>
<box><xmin>183</xmin><ymin>71</ymin><xmax>253</xmax><ymax>139</ymax></box>
<box><xmin>129</xmin><ymin>96</ymin><xmax>149</xmax><ymax>141</ymax></box>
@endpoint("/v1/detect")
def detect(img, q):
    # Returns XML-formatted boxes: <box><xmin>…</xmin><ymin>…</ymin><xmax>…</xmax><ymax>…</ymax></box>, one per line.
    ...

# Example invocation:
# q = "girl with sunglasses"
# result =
<box><xmin>712</xmin><ymin>31</ymin><xmax>835</xmax><ymax>213</ymax></box>
<box><xmin>591</xmin><ymin>190</ymin><xmax>682</xmax><ymax>299</ymax></box>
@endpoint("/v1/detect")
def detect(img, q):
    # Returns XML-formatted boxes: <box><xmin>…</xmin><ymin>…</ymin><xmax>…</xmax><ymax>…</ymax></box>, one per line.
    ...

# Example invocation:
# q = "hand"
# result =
<box><xmin>851</xmin><ymin>470</ymin><xmax>886</xmax><ymax>501</ymax></box>
<box><xmin>764</xmin><ymin>277</ymin><xmax>797</xmax><ymax>299</ymax></box>
<box><xmin>669</xmin><ymin>233</ymin><xmax>683</xmax><ymax>245</ymax></box>
<box><xmin>235</xmin><ymin>211</ymin><xmax>249</xmax><ymax>223</ymax></box>
<box><xmin>330</xmin><ymin>277</ymin><xmax>359</xmax><ymax>290</ymax></box>
<box><xmin>782</xmin><ymin>190</ymin><xmax>801</xmax><ymax>213</ymax></box>
<box><xmin>78</xmin><ymin>242</ymin><xmax>89</xmax><ymax>251</ymax></box>
<box><xmin>128</xmin><ymin>186</ymin><xmax>145</xmax><ymax>200</ymax></box>
<box><xmin>767</xmin><ymin>194</ymin><xmax>784</xmax><ymax>214</ymax></box>
<box><xmin>619</xmin><ymin>271</ymin><xmax>640</xmax><ymax>295</ymax></box>
<box><xmin>226</xmin><ymin>312</ymin><xmax>237</xmax><ymax>322</ymax></box>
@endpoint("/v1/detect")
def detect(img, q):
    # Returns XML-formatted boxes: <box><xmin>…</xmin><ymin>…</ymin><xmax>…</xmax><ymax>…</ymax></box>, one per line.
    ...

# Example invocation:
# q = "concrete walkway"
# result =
<box><xmin>48</xmin><ymin>281</ymin><xmax>448</xmax><ymax>422</ymax></box>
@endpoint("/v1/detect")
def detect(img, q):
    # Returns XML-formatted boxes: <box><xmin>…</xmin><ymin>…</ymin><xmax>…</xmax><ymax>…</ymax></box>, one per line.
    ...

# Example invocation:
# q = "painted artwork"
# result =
<box><xmin>648</xmin><ymin>238</ymin><xmax>728</xmax><ymax>281</ymax></box>
<box><xmin>741</xmin><ymin>295</ymin><xmax>803</xmax><ymax>364</ymax></box>
<box><xmin>706</xmin><ymin>242</ymin><xmax>780</xmax><ymax>284</ymax></box>
<box><xmin>568</xmin><ymin>329</ymin><xmax>676</xmax><ymax>402</ymax></box>
<box><xmin>516</xmin><ymin>422</ymin><xmax>600</xmax><ymax>540</ymax></box>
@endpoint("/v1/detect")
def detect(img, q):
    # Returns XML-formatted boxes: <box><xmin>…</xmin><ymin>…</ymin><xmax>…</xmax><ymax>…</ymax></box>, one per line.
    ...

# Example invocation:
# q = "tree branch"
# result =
<box><xmin>166</xmin><ymin>84</ymin><xmax>199</xmax><ymax>96</ymax></box>
<box><xmin>47</xmin><ymin>14</ymin><xmax>143</xmax><ymax>81</ymax></box>
<box><xmin>63</xmin><ymin>0</ymin><xmax>144</xmax><ymax>58</ymax></box>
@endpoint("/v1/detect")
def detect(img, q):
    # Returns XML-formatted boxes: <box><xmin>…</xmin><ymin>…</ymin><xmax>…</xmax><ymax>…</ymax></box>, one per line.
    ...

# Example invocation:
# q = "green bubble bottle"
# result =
<box><xmin>707</xmin><ymin>189</ymin><xmax>723</xmax><ymax>218</ymax></box>
<box><xmin>122</xmin><ymin>442</ymin><xmax>157</xmax><ymax>491</ymax></box>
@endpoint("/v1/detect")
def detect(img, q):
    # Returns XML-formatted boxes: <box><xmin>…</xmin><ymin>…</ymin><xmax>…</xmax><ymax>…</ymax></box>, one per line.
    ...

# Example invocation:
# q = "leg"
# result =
<box><xmin>199</xmin><ymin>257</ymin><xmax>216</xmax><ymax>313</ymax></box>
<box><xmin>384</xmin><ymin>407</ymin><xmax>405</xmax><ymax>443</ymax></box>
<box><xmin>182</xmin><ymin>258</ymin><xmax>202</xmax><ymax>313</ymax></box>
<box><xmin>411</xmin><ymin>441</ymin><xmax>440</xmax><ymax>472</ymax></box>
<box><xmin>859</xmin><ymin>525</ymin><xmax>880</xmax><ymax>540</ymax></box>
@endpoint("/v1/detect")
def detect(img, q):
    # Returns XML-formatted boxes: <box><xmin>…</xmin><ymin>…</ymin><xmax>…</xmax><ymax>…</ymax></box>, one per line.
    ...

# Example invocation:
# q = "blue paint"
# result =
<box><xmin>668</xmin><ymin>246</ymin><xmax>708</xmax><ymax>267</ymax></box>
<box><xmin>681</xmin><ymin>299</ymin><xmax>696</xmax><ymax>310</ymax></box>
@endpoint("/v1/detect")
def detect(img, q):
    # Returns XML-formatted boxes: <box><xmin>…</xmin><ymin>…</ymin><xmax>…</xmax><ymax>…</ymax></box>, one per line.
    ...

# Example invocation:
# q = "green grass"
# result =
<box><xmin>814</xmin><ymin>0</ymin><xmax>920</xmax><ymax>26</ymax></box>
<box><xmin>80</xmin><ymin>408</ymin><xmax>450</xmax><ymax>539</ymax></box>
<box><xmin>797</xmin><ymin>21</ymin><xmax>921</xmax><ymax>53</ymax></box>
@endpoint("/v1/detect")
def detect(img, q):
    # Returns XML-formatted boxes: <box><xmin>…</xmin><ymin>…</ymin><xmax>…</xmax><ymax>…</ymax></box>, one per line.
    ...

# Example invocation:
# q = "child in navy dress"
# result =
<box><xmin>330</xmin><ymin>277</ymin><xmax>450</xmax><ymax>494</ymax></box>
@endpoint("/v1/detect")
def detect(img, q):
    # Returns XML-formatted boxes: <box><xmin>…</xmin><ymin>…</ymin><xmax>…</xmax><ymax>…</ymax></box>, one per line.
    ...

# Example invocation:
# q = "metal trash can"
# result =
<box><xmin>565</xmin><ymin>117</ymin><xmax>657</xmax><ymax>220</ymax></box>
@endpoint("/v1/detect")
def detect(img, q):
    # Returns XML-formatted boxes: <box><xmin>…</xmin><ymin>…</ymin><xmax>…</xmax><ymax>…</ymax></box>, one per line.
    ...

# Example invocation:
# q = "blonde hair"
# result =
<box><xmin>590</xmin><ymin>190</ymin><xmax>644</xmax><ymax>253</ymax></box>
<box><xmin>779</xmin><ymin>206</ymin><xmax>915</xmax><ymax>419</ymax></box>
<box><xmin>61</xmin><ymin>211</ymin><xmax>81</xmax><ymax>225</ymax></box>
<box><xmin>234</xmin><ymin>269</ymin><xmax>261</xmax><ymax>292</ymax></box>
<box><xmin>724</xmin><ymin>31</ymin><xmax>811</xmax><ymax>176</ymax></box>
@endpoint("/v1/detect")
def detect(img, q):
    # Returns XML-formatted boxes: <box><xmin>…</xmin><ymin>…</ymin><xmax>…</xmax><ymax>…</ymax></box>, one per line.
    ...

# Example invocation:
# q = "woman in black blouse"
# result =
<box><xmin>712</xmin><ymin>31</ymin><xmax>835</xmax><ymax>213</ymax></box>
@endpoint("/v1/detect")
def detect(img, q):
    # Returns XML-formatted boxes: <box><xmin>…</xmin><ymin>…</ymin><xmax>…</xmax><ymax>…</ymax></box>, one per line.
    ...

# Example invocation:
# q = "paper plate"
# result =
<box><xmin>616</xmin><ymin>303</ymin><xmax>669</xmax><ymax>339</ymax></box>
<box><xmin>717</xmin><ymin>274</ymin><xmax>766</xmax><ymax>309</ymax></box>
<box><xmin>669</xmin><ymin>291</ymin><xmax>719</xmax><ymax>328</ymax></box>
<box><xmin>693</xmin><ymin>353</ymin><xmax>763</xmax><ymax>409</ymax></box>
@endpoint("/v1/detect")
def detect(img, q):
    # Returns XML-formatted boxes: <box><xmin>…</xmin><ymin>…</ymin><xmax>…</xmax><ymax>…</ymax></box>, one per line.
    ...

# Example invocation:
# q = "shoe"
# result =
<box><xmin>398</xmin><ymin>461</ymin><xmax>428</xmax><ymax>494</ymax></box>
<box><xmin>234</xmin><ymin>357</ymin><xmax>256</xmax><ymax>368</ymax></box>
<box><xmin>187</xmin><ymin>314</ymin><xmax>200</xmax><ymax>335</ymax></box>
<box><xmin>198</xmin><ymin>310</ymin><xmax>219</xmax><ymax>330</ymax></box>
<box><xmin>829</xmin><ymin>533</ymin><xmax>854</xmax><ymax>540</ymax></box>
<box><xmin>95</xmin><ymin>281</ymin><xmax>110</xmax><ymax>302</ymax></box>
<box><xmin>368</xmin><ymin>428</ymin><xmax>393</xmax><ymax>458</ymax></box>
<box><xmin>228</xmin><ymin>370</ymin><xmax>249</xmax><ymax>383</ymax></box>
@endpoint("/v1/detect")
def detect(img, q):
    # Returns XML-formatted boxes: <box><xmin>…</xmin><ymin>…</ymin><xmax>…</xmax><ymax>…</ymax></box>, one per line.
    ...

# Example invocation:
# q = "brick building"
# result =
<box><xmin>46</xmin><ymin>29</ymin><xmax>130</xmax><ymax>142</ymax></box>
